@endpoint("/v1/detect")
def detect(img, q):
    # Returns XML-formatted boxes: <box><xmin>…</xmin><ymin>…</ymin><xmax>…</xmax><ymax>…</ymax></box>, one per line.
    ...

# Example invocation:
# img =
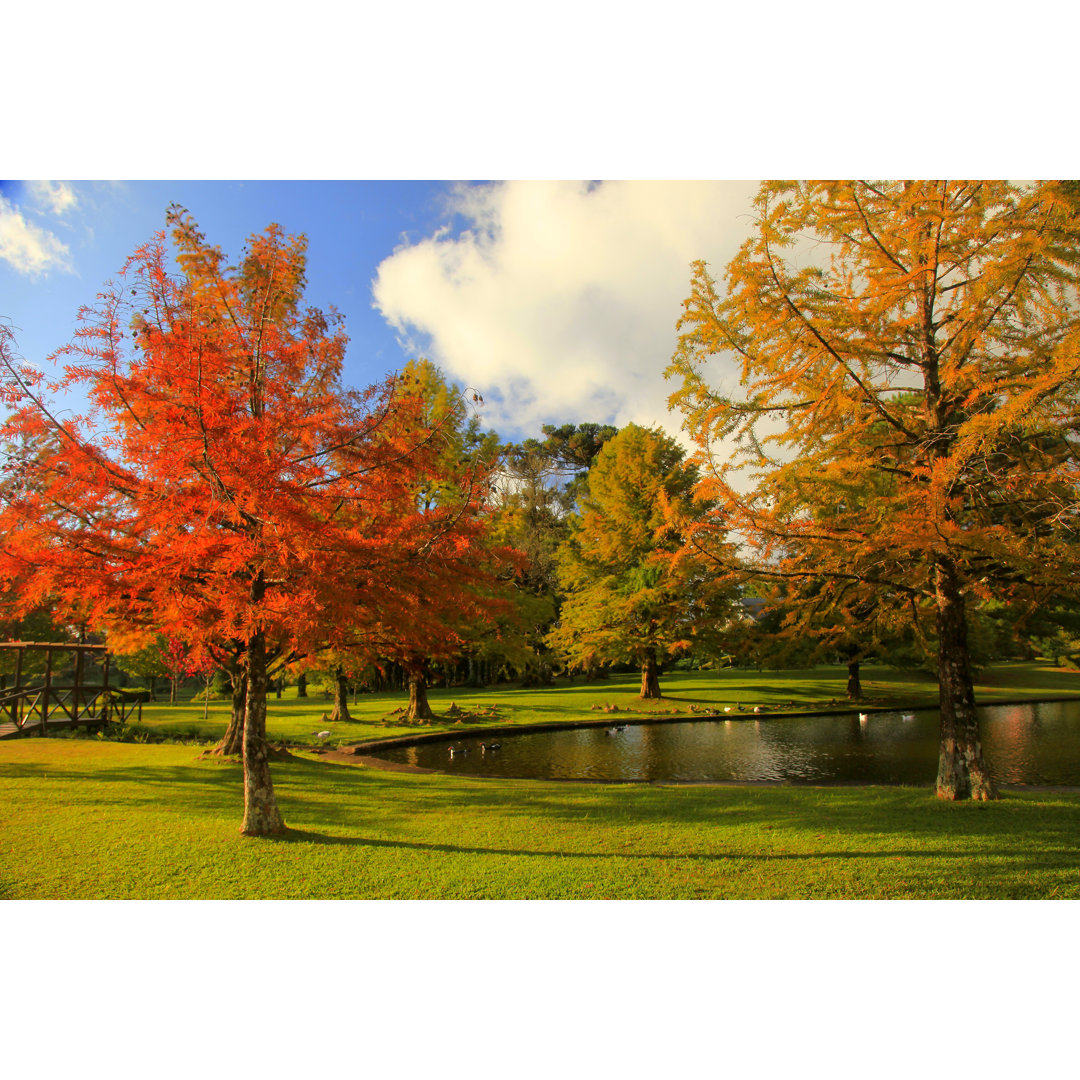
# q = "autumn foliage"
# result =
<box><xmin>0</xmin><ymin>210</ymin><xmax>505</xmax><ymax>834</ymax></box>
<box><xmin>547</xmin><ymin>423</ymin><xmax>735</xmax><ymax>697</ymax></box>
<box><xmin>668</xmin><ymin>181</ymin><xmax>1080</xmax><ymax>799</ymax></box>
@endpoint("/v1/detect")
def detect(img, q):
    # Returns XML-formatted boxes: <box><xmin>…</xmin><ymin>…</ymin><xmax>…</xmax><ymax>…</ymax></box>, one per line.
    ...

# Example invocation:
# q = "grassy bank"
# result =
<box><xmin>125</xmin><ymin>660</ymin><xmax>1080</xmax><ymax>748</ymax></box>
<box><xmin>2</xmin><ymin>738</ymin><xmax>1079</xmax><ymax>899</ymax></box>
<box><xmin>4</xmin><ymin>661</ymin><xmax>1078</xmax><ymax>900</ymax></box>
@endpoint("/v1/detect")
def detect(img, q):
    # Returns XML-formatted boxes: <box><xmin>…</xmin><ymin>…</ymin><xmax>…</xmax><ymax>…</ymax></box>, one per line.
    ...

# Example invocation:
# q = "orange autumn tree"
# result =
<box><xmin>368</xmin><ymin>359</ymin><xmax>516</xmax><ymax>721</ymax></box>
<box><xmin>0</xmin><ymin>210</ymin><xmax>499</xmax><ymax>836</ymax></box>
<box><xmin>668</xmin><ymin>180</ymin><xmax>1080</xmax><ymax>801</ymax></box>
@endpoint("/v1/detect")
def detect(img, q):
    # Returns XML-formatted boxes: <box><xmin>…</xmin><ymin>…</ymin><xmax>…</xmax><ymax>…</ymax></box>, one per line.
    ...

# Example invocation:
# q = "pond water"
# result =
<box><xmin>370</xmin><ymin>700</ymin><xmax>1080</xmax><ymax>785</ymax></box>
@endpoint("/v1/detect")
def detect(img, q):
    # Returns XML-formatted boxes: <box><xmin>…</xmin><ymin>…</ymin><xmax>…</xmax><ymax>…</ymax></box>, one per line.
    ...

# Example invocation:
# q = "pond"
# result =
<box><xmin>369</xmin><ymin>700</ymin><xmax>1080</xmax><ymax>785</ymax></box>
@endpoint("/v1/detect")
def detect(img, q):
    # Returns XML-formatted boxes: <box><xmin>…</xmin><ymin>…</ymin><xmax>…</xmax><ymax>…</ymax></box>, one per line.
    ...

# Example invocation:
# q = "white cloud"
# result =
<box><xmin>26</xmin><ymin>180</ymin><xmax>79</xmax><ymax>217</ymax></box>
<box><xmin>0</xmin><ymin>194</ymin><xmax>73</xmax><ymax>277</ymax></box>
<box><xmin>372</xmin><ymin>180</ymin><xmax>758</xmax><ymax>440</ymax></box>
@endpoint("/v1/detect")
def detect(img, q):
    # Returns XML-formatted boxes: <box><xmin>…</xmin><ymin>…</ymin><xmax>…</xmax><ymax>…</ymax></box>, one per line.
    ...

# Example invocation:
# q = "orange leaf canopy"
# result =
<box><xmin>0</xmin><ymin>213</ymin><xmax>501</xmax><ymax>667</ymax></box>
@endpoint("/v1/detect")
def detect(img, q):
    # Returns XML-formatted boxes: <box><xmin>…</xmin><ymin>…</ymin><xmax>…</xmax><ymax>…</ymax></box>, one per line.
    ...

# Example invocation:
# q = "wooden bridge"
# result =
<box><xmin>0</xmin><ymin>641</ymin><xmax>143</xmax><ymax>740</ymax></box>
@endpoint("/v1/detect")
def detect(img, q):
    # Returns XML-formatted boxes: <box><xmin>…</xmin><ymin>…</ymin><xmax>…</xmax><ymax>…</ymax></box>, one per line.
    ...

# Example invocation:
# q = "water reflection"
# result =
<box><xmin>371</xmin><ymin>700</ymin><xmax>1080</xmax><ymax>785</ymax></box>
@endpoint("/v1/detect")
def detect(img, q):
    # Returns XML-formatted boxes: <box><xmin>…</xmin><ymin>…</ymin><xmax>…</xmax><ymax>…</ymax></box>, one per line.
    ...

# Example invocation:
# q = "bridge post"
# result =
<box><xmin>73</xmin><ymin>646</ymin><xmax>83</xmax><ymax>722</ymax></box>
<box><xmin>42</xmin><ymin>647</ymin><xmax>52</xmax><ymax>729</ymax></box>
<box><xmin>102</xmin><ymin>652</ymin><xmax>110</xmax><ymax>721</ymax></box>
<box><xmin>12</xmin><ymin>647</ymin><xmax>22</xmax><ymax>726</ymax></box>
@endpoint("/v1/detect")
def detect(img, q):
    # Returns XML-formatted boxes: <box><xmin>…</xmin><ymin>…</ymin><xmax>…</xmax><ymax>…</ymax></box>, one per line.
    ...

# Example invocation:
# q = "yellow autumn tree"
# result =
<box><xmin>668</xmin><ymin>180</ymin><xmax>1080</xmax><ymax>800</ymax></box>
<box><xmin>546</xmin><ymin>423</ymin><xmax>736</xmax><ymax>698</ymax></box>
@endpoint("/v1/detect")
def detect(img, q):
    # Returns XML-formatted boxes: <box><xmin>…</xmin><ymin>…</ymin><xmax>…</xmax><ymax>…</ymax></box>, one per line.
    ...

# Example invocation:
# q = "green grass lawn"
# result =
<box><xmin>2</xmin><ymin>736</ymin><xmax>1079</xmax><ymax>900</ymax></box>
<box><xmin>3</xmin><ymin>661</ymin><xmax>1078</xmax><ymax>899</ymax></box>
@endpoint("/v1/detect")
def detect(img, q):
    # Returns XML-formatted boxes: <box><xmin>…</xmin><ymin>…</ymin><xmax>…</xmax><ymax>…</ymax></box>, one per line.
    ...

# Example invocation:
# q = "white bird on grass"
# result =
<box><xmin>315</xmin><ymin>730</ymin><xmax>331</xmax><ymax>741</ymax></box>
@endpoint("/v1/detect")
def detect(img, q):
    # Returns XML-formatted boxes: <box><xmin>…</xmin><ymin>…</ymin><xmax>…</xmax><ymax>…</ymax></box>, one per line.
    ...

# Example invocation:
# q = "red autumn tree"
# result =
<box><xmin>360</xmin><ymin>358</ymin><xmax>518</xmax><ymax>721</ymax></box>
<box><xmin>0</xmin><ymin>210</ymin><xmax>502</xmax><ymax>835</ymax></box>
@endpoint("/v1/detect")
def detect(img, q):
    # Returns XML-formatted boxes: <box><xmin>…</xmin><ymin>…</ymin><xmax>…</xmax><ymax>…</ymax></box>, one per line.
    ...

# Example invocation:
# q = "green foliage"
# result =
<box><xmin>547</xmin><ymin>424</ymin><xmax>736</xmax><ymax>681</ymax></box>
<box><xmin>488</xmin><ymin>422</ymin><xmax>619</xmax><ymax>683</ymax></box>
<box><xmin>398</xmin><ymin>358</ymin><xmax>500</xmax><ymax>512</ymax></box>
<box><xmin>0</xmin><ymin>606</ymin><xmax>79</xmax><ymax>682</ymax></box>
<box><xmin>113</xmin><ymin>640</ymin><xmax>171</xmax><ymax>684</ymax></box>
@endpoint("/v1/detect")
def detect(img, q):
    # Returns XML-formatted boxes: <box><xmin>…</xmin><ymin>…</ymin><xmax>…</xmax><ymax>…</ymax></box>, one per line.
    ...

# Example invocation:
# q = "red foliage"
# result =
<box><xmin>0</xmin><ymin>211</ymin><xmax>508</xmax><ymax>832</ymax></box>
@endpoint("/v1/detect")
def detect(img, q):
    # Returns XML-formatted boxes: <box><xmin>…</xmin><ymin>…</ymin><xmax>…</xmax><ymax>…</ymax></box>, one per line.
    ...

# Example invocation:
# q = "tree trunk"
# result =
<box><xmin>210</xmin><ymin>669</ymin><xmax>246</xmax><ymax>755</ymax></box>
<box><xmin>934</xmin><ymin>558</ymin><xmax>997</xmax><ymax>801</ymax></box>
<box><xmin>639</xmin><ymin>649</ymin><xmax>661</xmax><ymax>699</ymax></box>
<box><xmin>297</xmin><ymin>671</ymin><xmax>307</xmax><ymax>698</ymax></box>
<box><xmin>846</xmin><ymin>658</ymin><xmax>862</xmax><ymax>701</ymax></box>
<box><xmin>406</xmin><ymin>667</ymin><xmax>435</xmax><ymax>721</ymax></box>
<box><xmin>240</xmin><ymin>627</ymin><xmax>286</xmax><ymax>835</ymax></box>
<box><xmin>328</xmin><ymin>666</ymin><xmax>352</xmax><ymax>722</ymax></box>
<box><xmin>169</xmin><ymin>676</ymin><xmax>177</xmax><ymax>704</ymax></box>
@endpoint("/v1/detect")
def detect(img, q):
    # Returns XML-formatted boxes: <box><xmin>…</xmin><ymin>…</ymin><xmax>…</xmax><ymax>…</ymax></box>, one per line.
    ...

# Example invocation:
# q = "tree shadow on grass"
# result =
<box><xmin>0</xmin><ymin>760</ymin><xmax>243</xmax><ymax>818</ymax></box>
<box><xmin>263</xmin><ymin>827</ymin><xmax>1080</xmax><ymax>879</ymax></box>
<box><xmin>7</xmin><ymin>751</ymin><xmax>1080</xmax><ymax>859</ymax></box>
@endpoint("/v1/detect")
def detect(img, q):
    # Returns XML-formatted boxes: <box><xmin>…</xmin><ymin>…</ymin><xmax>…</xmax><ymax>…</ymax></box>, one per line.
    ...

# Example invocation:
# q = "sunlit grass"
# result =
<box><xmin>4</xmin><ymin>661</ymin><xmax>1076</xmax><ymax>899</ymax></box>
<box><xmin>1</xmin><ymin>737</ymin><xmax>1079</xmax><ymax>899</ymax></box>
<box><xmin>128</xmin><ymin>660</ymin><xmax>1080</xmax><ymax>749</ymax></box>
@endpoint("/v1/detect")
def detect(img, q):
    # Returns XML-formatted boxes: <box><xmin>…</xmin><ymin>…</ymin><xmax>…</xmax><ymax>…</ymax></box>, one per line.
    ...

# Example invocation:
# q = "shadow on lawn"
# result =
<box><xmin>7</xmin><ymin>751</ymin><xmax>1080</xmax><ymax>860</ymax></box>
<box><xmin>267</xmin><ymin>826</ymin><xmax>1080</xmax><ymax>873</ymax></box>
<box><xmin>313</xmin><ymin>766</ymin><xmax>1080</xmax><ymax>847</ymax></box>
<box><xmin>0</xmin><ymin>759</ymin><xmax>242</xmax><ymax>818</ymax></box>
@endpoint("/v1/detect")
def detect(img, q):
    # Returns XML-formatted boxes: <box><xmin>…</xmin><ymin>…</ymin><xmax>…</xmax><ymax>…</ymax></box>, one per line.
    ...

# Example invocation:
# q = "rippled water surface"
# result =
<box><xmin>371</xmin><ymin>700</ymin><xmax>1080</xmax><ymax>785</ymax></box>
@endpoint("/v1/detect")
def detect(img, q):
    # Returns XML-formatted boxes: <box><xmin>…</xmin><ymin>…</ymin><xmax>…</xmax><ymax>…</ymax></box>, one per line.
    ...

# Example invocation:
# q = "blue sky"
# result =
<box><xmin>1</xmin><ymin>180</ymin><xmax>462</xmax><ymax>406</ymax></box>
<box><xmin>1</xmin><ymin>179</ymin><xmax>764</xmax><ymax>443</ymax></box>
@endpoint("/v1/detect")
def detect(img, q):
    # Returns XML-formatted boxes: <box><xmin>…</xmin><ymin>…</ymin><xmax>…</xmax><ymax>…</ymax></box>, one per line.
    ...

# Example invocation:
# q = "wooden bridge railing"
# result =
<box><xmin>0</xmin><ymin>641</ymin><xmax>142</xmax><ymax>738</ymax></box>
<box><xmin>0</xmin><ymin>683</ymin><xmax>143</xmax><ymax>734</ymax></box>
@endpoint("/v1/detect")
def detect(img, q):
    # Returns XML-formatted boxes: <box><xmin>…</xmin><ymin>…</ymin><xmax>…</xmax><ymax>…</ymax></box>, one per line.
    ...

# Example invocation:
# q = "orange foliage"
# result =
<box><xmin>0</xmin><ymin>211</ymin><xmax>507</xmax><ymax>832</ymax></box>
<box><xmin>668</xmin><ymin>181</ymin><xmax>1080</xmax><ymax>799</ymax></box>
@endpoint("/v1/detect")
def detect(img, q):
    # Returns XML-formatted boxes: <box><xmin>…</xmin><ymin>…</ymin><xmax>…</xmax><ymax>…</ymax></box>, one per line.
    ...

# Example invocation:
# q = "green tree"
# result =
<box><xmin>668</xmin><ymin>180</ymin><xmax>1080</xmax><ymax>799</ymax></box>
<box><xmin>547</xmin><ymin>423</ymin><xmax>735</xmax><ymax>698</ymax></box>
<box><xmin>491</xmin><ymin>423</ymin><xmax>618</xmax><ymax>685</ymax></box>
